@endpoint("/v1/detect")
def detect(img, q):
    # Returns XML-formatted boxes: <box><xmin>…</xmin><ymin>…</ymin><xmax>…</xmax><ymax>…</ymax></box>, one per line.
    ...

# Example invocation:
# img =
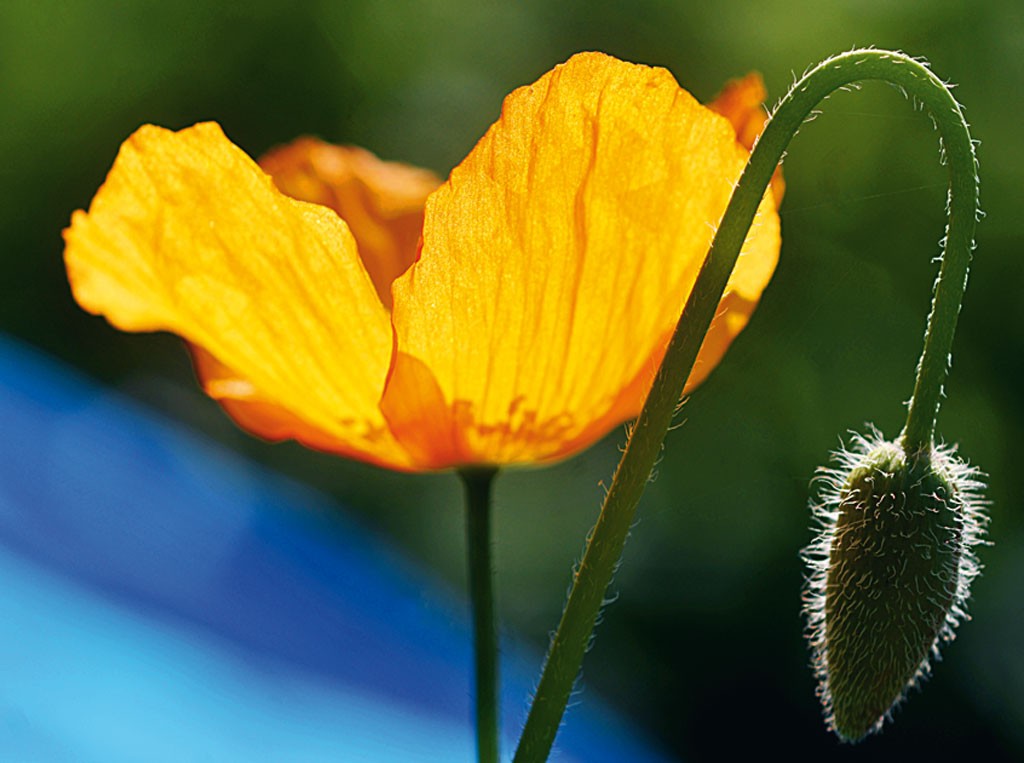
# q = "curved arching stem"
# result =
<box><xmin>513</xmin><ymin>49</ymin><xmax>979</xmax><ymax>762</ymax></box>
<box><xmin>698</xmin><ymin>50</ymin><xmax>979</xmax><ymax>455</ymax></box>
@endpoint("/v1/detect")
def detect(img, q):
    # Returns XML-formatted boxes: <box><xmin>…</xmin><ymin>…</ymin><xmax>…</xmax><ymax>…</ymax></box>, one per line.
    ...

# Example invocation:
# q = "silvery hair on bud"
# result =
<box><xmin>801</xmin><ymin>427</ymin><xmax>988</xmax><ymax>742</ymax></box>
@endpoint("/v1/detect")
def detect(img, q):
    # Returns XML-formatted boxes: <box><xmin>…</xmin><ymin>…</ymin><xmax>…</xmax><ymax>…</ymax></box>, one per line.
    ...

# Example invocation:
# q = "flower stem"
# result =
<box><xmin>461</xmin><ymin>466</ymin><xmax>500</xmax><ymax>763</ymax></box>
<box><xmin>513</xmin><ymin>49</ymin><xmax>978</xmax><ymax>762</ymax></box>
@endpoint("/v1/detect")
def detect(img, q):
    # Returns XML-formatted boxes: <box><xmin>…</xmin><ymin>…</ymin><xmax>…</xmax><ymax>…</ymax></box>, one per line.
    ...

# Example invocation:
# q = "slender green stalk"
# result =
<box><xmin>461</xmin><ymin>467</ymin><xmax>500</xmax><ymax>763</ymax></box>
<box><xmin>513</xmin><ymin>49</ymin><xmax>978</xmax><ymax>762</ymax></box>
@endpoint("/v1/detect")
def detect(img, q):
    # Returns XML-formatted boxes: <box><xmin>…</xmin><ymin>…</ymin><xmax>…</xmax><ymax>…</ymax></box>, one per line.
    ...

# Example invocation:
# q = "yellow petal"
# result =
<box><xmin>189</xmin><ymin>140</ymin><xmax>438</xmax><ymax>461</ymax></box>
<box><xmin>383</xmin><ymin>52</ymin><xmax>780</xmax><ymax>468</ymax></box>
<box><xmin>64</xmin><ymin>122</ymin><xmax>413</xmax><ymax>470</ymax></box>
<box><xmin>188</xmin><ymin>344</ymin><xmax>398</xmax><ymax>459</ymax></box>
<box><xmin>259</xmin><ymin>138</ymin><xmax>440</xmax><ymax>308</ymax></box>
<box><xmin>708</xmin><ymin>72</ymin><xmax>786</xmax><ymax>204</ymax></box>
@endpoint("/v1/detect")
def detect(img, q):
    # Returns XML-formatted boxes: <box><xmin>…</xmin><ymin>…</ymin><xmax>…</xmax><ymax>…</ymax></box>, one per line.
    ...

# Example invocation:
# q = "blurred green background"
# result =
<box><xmin>3</xmin><ymin>0</ymin><xmax>1022</xmax><ymax>759</ymax></box>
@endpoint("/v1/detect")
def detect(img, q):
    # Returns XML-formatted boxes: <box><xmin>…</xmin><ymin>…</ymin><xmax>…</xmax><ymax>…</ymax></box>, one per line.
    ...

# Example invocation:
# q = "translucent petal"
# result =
<box><xmin>384</xmin><ymin>52</ymin><xmax>780</xmax><ymax>467</ymax></box>
<box><xmin>64</xmin><ymin>122</ymin><xmax>412</xmax><ymax>469</ymax></box>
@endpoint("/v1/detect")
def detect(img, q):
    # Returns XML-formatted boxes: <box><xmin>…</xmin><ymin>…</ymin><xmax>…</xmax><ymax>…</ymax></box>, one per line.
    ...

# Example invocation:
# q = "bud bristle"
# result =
<box><xmin>802</xmin><ymin>429</ymin><xmax>987</xmax><ymax>742</ymax></box>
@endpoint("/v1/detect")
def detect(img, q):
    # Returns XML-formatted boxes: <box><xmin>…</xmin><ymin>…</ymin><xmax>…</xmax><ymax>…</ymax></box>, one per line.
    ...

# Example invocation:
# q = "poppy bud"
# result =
<box><xmin>803</xmin><ymin>430</ymin><xmax>987</xmax><ymax>742</ymax></box>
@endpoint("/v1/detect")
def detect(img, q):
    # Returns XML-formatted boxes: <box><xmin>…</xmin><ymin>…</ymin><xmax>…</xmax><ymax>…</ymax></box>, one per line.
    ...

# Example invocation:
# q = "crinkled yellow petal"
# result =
<box><xmin>383</xmin><ymin>52</ymin><xmax>780</xmax><ymax>469</ymax></box>
<box><xmin>259</xmin><ymin>138</ymin><xmax>440</xmax><ymax>308</ymax></box>
<box><xmin>182</xmin><ymin>138</ymin><xmax>439</xmax><ymax>465</ymax></box>
<box><xmin>709</xmin><ymin>72</ymin><xmax>786</xmax><ymax>204</ymax></box>
<box><xmin>64</xmin><ymin>122</ymin><xmax>413</xmax><ymax>470</ymax></box>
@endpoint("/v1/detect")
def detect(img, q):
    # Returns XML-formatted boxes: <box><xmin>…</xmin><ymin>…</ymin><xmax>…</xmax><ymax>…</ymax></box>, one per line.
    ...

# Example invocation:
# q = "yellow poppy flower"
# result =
<box><xmin>64</xmin><ymin>52</ymin><xmax>780</xmax><ymax>472</ymax></box>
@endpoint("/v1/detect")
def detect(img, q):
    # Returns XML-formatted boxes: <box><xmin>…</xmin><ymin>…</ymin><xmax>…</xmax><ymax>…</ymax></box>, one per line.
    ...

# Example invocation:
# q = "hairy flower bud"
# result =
<box><xmin>802</xmin><ymin>430</ymin><xmax>987</xmax><ymax>742</ymax></box>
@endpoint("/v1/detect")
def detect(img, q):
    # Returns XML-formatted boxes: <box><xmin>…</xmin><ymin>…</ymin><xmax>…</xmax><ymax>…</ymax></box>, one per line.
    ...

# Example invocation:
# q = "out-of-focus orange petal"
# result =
<box><xmin>64</xmin><ymin>122</ymin><xmax>413</xmax><ymax>470</ymax></box>
<box><xmin>383</xmin><ymin>52</ymin><xmax>780</xmax><ymax>469</ymax></box>
<box><xmin>259</xmin><ymin>138</ymin><xmax>440</xmax><ymax>308</ymax></box>
<box><xmin>708</xmin><ymin>72</ymin><xmax>786</xmax><ymax>204</ymax></box>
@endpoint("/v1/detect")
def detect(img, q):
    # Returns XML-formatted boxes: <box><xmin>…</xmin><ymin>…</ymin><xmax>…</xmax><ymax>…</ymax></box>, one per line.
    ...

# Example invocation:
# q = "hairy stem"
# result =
<box><xmin>513</xmin><ymin>49</ymin><xmax>978</xmax><ymax>762</ymax></box>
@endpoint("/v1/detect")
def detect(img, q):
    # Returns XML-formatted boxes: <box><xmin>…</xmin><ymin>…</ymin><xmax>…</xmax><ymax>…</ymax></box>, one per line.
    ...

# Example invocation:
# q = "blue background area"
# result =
<box><xmin>0</xmin><ymin>335</ymin><xmax>671</xmax><ymax>762</ymax></box>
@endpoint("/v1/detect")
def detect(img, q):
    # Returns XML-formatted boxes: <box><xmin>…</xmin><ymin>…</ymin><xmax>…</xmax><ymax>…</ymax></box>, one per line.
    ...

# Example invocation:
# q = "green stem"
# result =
<box><xmin>461</xmin><ymin>467</ymin><xmax>500</xmax><ymax>763</ymax></box>
<box><xmin>513</xmin><ymin>49</ymin><xmax>978</xmax><ymax>762</ymax></box>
